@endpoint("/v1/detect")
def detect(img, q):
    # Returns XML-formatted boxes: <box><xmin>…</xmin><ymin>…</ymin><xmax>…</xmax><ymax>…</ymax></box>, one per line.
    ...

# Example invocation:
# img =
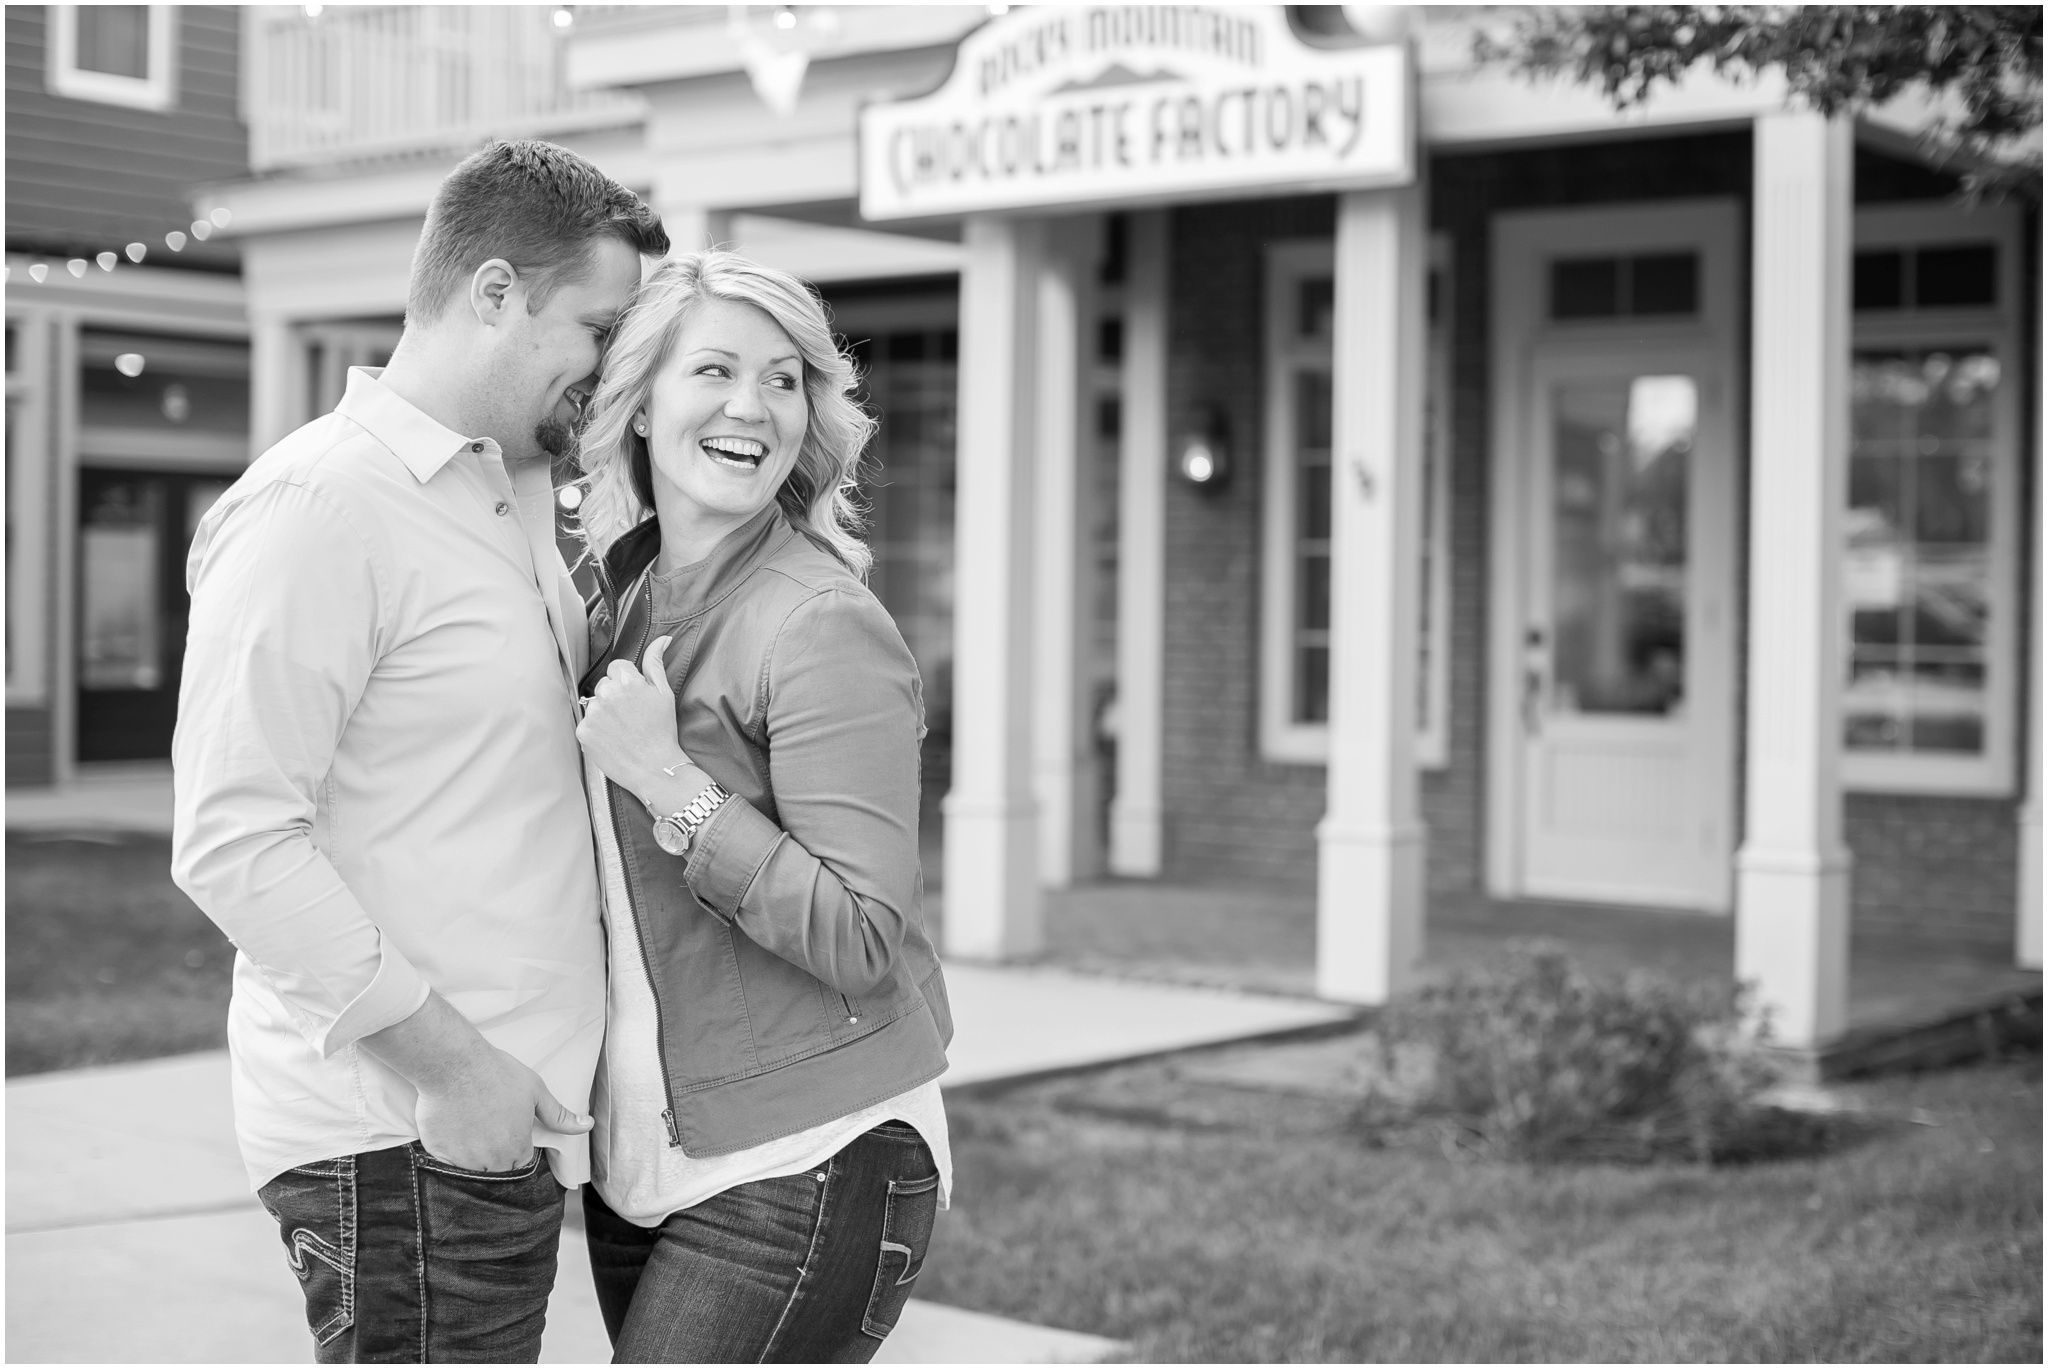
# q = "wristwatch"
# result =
<box><xmin>651</xmin><ymin>781</ymin><xmax>731</xmax><ymax>857</ymax></box>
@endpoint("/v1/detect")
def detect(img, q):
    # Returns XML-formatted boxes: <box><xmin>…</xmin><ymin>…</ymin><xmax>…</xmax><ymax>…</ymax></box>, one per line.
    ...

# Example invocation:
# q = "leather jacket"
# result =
<box><xmin>581</xmin><ymin>506</ymin><xmax>951</xmax><ymax>1157</ymax></box>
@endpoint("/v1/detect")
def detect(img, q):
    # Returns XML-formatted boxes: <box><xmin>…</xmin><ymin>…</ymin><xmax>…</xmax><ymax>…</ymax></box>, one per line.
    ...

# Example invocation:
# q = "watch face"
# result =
<box><xmin>652</xmin><ymin>816</ymin><xmax>690</xmax><ymax>857</ymax></box>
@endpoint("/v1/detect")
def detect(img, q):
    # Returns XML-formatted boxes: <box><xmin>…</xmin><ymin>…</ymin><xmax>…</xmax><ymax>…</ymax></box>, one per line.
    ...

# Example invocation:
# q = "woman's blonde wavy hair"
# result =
<box><xmin>574</xmin><ymin>250</ymin><xmax>876</xmax><ymax>578</ymax></box>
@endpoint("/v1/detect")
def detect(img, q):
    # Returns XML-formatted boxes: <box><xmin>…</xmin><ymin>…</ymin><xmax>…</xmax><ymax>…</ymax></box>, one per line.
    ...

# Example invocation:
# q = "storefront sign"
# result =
<box><xmin>859</xmin><ymin>5</ymin><xmax>1413</xmax><ymax>220</ymax></box>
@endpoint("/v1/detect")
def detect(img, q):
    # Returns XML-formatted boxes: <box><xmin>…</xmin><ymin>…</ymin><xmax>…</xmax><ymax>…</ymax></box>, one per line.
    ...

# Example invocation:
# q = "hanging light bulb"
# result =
<box><xmin>28</xmin><ymin>263</ymin><xmax>48</xmax><ymax>283</ymax></box>
<box><xmin>190</xmin><ymin>220</ymin><xmax>213</xmax><ymax>242</ymax></box>
<box><xmin>66</xmin><ymin>259</ymin><xmax>88</xmax><ymax>278</ymax></box>
<box><xmin>774</xmin><ymin>6</ymin><xmax>797</xmax><ymax>29</ymax></box>
<box><xmin>166</xmin><ymin>230</ymin><xmax>187</xmax><ymax>251</ymax></box>
<box><xmin>556</xmin><ymin>484</ymin><xmax>585</xmax><ymax>512</ymax></box>
<box><xmin>115</xmin><ymin>353</ymin><xmax>146</xmax><ymax>378</ymax></box>
<box><xmin>209</xmin><ymin>208</ymin><xmax>232</xmax><ymax>229</ymax></box>
<box><xmin>303</xmin><ymin>3</ymin><xmax>322</xmax><ymax>17</ymax></box>
<box><xmin>126</xmin><ymin>242</ymin><xmax>147</xmax><ymax>263</ymax></box>
<box><xmin>96</xmin><ymin>251</ymin><xmax>117</xmax><ymax>271</ymax></box>
<box><xmin>552</xmin><ymin>6</ymin><xmax>573</xmax><ymax>28</ymax></box>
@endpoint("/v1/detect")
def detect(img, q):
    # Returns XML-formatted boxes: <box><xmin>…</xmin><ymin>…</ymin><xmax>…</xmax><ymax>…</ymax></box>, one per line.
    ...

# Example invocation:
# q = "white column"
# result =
<box><xmin>1033</xmin><ymin>217</ymin><xmax>1096</xmax><ymax>888</ymax></box>
<box><xmin>1735</xmin><ymin>110</ymin><xmax>1855</xmax><ymax>1050</ymax></box>
<box><xmin>2019</xmin><ymin>549</ymin><xmax>2041</xmax><ymax>969</ymax></box>
<box><xmin>1316</xmin><ymin>185</ymin><xmax>1429</xmax><ymax>1005</ymax></box>
<box><xmin>249</xmin><ymin>314</ymin><xmax>302</xmax><ymax>453</ymax></box>
<box><xmin>942</xmin><ymin>215</ymin><xmax>1043</xmax><ymax>958</ymax></box>
<box><xmin>1108</xmin><ymin>210</ymin><xmax>1168</xmax><ymax>877</ymax></box>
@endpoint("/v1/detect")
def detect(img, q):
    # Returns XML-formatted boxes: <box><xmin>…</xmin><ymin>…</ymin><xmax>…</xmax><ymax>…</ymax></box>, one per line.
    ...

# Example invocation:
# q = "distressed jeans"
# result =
<box><xmin>583</xmin><ymin>1120</ymin><xmax>941</xmax><ymax>1363</ymax></box>
<box><xmin>256</xmin><ymin>1143</ymin><xmax>564</xmax><ymax>1363</ymax></box>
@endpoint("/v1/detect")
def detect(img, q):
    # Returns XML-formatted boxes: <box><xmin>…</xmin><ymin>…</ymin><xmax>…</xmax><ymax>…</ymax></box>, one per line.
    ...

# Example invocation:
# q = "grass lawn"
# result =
<box><xmin>920</xmin><ymin>1044</ymin><xmax>2043</xmax><ymax>1362</ymax></box>
<box><xmin>6</xmin><ymin>832</ymin><xmax>234</xmax><ymax>1076</ymax></box>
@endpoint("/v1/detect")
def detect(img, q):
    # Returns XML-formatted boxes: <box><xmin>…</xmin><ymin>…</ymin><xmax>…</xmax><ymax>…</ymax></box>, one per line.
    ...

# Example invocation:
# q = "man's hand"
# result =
<box><xmin>362</xmin><ymin>992</ymin><xmax>591</xmax><ymax>1172</ymax></box>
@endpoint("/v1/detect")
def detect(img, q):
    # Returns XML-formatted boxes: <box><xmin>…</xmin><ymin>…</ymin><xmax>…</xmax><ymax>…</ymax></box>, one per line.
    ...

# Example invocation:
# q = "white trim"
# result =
<box><xmin>6</xmin><ymin>314</ymin><xmax>56</xmax><ymax>708</ymax></box>
<box><xmin>1486</xmin><ymin>198</ymin><xmax>1743</xmax><ymax>906</ymax></box>
<box><xmin>1259</xmin><ymin>235</ymin><xmax>1453</xmax><ymax>768</ymax></box>
<box><xmin>46</xmin><ymin>5</ymin><xmax>175</xmax><ymax>112</ymax></box>
<box><xmin>1840</xmin><ymin>202</ymin><xmax>2024</xmax><ymax>797</ymax></box>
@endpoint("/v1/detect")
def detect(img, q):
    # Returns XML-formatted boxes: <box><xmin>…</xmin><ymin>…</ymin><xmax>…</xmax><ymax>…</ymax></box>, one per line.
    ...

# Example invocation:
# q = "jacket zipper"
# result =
<box><xmin>607</xmin><ymin>570</ymin><xmax>687</xmax><ymax>1149</ymax></box>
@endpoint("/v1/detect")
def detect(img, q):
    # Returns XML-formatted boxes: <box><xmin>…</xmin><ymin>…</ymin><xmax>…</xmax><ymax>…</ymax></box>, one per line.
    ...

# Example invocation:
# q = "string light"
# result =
<box><xmin>190</xmin><ymin>220</ymin><xmax>213</xmax><ymax>242</ymax></box>
<box><xmin>552</xmin><ymin>7</ymin><xmax>573</xmax><ymax>28</ymax></box>
<box><xmin>774</xmin><ymin>6</ymin><xmax>797</xmax><ymax>29</ymax></box>
<box><xmin>28</xmin><ymin>263</ymin><xmax>48</xmax><ymax>283</ymax></box>
<box><xmin>165</xmin><ymin>230</ymin><xmax>186</xmax><ymax>251</ymax></box>
<box><xmin>209</xmin><ymin>208</ymin><xmax>232</xmax><ymax>228</ymax></box>
<box><xmin>114</xmin><ymin>353</ymin><xmax>146</xmax><ymax>378</ymax></box>
<box><xmin>66</xmin><ymin>259</ymin><xmax>87</xmax><ymax>278</ymax></box>
<box><xmin>96</xmin><ymin>251</ymin><xmax>117</xmax><ymax>271</ymax></box>
<box><xmin>126</xmin><ymin>242</ymin><xmax>147</xmax><ymax>263</ymax></box>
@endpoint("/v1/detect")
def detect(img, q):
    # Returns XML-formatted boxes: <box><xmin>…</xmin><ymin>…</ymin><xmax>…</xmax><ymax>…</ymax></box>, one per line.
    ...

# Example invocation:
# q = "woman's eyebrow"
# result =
<box><xmin>685</xmin><ymin>346</ymin><xmax>802</xmax><ymax>367</ymax></box>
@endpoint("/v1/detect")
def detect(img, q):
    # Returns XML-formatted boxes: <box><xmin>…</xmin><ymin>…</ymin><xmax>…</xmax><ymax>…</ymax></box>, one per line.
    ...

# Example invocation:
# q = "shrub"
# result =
<box><xmin>1363</xmin><ymin>943</ymin><xmax>1798</xmax><ymax>1164</ymax></box>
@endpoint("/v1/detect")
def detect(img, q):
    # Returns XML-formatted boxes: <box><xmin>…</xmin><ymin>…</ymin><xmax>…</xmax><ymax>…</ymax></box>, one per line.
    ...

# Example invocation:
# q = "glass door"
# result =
<box><xmin>76</xmin><ymin>469</ymin><xmax>231</xmax><ymax>761</ymax></box>
<box><xmin>1516</xmin><ymin>350</ymin><xmax>1735</xmax><ymax>909</ymax></box>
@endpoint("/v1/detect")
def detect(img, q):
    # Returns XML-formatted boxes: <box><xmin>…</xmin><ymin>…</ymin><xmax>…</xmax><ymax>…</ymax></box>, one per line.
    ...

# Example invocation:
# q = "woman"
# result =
<box><xmin>571</xmin><ymin>250</ymin><xmax>952</xmax><ymax>1363</ymax></box>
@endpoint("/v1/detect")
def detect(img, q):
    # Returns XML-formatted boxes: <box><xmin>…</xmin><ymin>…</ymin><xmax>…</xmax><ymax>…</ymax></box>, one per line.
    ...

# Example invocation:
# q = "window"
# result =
<box><xmin>47</xmin><ymin>5</ymin><xmax>175</xmax><ymax>111</ymax></box>
<box><xmin>7</xmin><ymin>316</ymin><xmax>50</xmax><ymax>708</ymax></box>
<box><xmin>1549</xmin><ymin>252</ymin><xmax>1699</xmax><ymax>320</ymax></box>
<box><xmin>1844</xmin><ymin>206</ymin><xmax>2021</xmax><ymax>795</ymax></box>
<box><xmin>1260</xmin><ymin>238</ymin><xmax>1453</xmax><ymax>767</ymax></box>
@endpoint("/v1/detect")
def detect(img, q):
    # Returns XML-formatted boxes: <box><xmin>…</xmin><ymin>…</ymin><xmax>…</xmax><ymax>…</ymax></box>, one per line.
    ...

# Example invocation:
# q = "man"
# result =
<box><xmin>172</xmin><ymin>140</ymin><xmax>667</xmax><ymax>1362</ymax></box>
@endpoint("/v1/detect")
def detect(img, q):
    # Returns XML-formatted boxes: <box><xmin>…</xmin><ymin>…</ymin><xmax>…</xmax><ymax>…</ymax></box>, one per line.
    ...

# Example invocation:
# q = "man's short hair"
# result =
<box><xmin>406</xmin><ymin>139</ymin><xmax>669</xmax><ymax>324</ymax></box>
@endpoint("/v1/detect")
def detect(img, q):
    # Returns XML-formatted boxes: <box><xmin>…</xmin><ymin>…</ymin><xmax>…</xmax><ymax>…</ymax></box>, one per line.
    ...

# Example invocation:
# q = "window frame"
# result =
<box><xmin>1259</xmin><ymin>235</ymin><xmax>1453</xmax><ymax>768</ymax></box>
<box><xmin>46</xmin><ymin>5</ymin><xmax>176</xmax><ymax>112</ymax></box>
<box><xmin>1843</xmin><ymin>201</ymin><xmax>2023</xmax><ymax>797</ymax></box>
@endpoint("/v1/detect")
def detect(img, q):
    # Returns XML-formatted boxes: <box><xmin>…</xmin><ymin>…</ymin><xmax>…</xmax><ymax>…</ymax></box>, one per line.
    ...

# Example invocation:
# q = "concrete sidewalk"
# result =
<box><xmin>7</xmin><ymin>965</ymin><xmax>1348</xmax><ymax>1362</ymax></box>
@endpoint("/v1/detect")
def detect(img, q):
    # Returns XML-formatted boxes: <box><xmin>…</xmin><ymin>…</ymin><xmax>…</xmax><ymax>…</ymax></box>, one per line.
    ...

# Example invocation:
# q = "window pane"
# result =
<box><xmin>1296</xmin><ymin>644</ymin><xmax>1329</xmax><ymax>724</ymax></box>
<box><xmin>1550</xmin><ymin>257</ymin><xmax>1619</xmax><ymax>319</ymax></box>
<box><xmin>1296</xmin><ymin>370</ymin><xmax>1331</xmax><ymax>450</ymax></box>
<box><xmin>1298</xmin><ymin>553</ymin><xmax>1330</xmax><ymax>632</ymax></box>
<box><xmin>1628</xmin><ymin>253</ymin><xmax>1698</xmax><ymax>316</ymax></box>
<box><xmin>76</xmin><ymin>6</ymin><xmax>151</xmax><ymax>79</ymax></box>
<box><xmin>1843</xmin><ymin>347</ymin><xmax>1997</xmax><ymax>756</ymax></box>
<box><xmin>1854</xmin><ymin>250</ymin><xmax>1905</xmax><ymax>311</ymax></box>
<box><xmin>81</xmin><ymin>478</ymin><xmax>163</xmax><ymax>690</ymax></box>
<box><xmin>1298</xmin><ymin>277</ymin><xmax>1333</xmax><ymax>340</ymax></box>
<box><xmin>1549</xmin><ymin>375</ymin><xmax>1693</xmax><ymax>715</ymax></box>
<box><xmin>1914</xmin><ymin>245</ymin><xmax>1996</xmax><ymax>308</ymax></box>
<box><xmin>79</xmin><ymin>333</ymin><xmax>250</xmax><ymax>435</ymax></box>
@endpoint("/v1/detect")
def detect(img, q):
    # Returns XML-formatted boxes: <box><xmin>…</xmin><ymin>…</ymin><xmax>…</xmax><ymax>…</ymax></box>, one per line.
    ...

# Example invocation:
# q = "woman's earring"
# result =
<box><xmin>633</xmin><ymin>420</ymin><xmax>648</xmax><ymax>437</ymax></box>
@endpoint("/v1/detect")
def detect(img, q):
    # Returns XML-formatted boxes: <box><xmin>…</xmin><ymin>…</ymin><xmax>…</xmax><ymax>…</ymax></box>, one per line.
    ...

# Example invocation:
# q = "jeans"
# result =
<box><xmin>256</xmin><ymin>1143</ymin><xmax>565</xmax><ymax>1363</ymax></box>
<box><xmin>583</xmin><ymin>1121</ymin><xmax>941</xmax><ymax>1363</ymax></box>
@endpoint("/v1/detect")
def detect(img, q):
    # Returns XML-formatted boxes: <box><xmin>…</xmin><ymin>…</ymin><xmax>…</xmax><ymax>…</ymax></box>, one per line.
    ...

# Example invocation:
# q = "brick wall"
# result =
<box><xmin>7</xmin><ymin>706</ymin><xmax>53</xmax><ymax>786</ymax></box>
<box><xmin>1155</xmin><ymin>131</ymin><xmax>2034</xmax><ymax>952</ymax></box>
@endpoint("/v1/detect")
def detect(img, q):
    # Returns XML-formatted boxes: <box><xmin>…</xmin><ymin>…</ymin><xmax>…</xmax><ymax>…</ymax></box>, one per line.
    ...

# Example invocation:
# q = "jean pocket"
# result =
<box><xmin>861</xmin><ymin>1171</ymin><xmax>940</xmax><ymax>1340</ymax></box>
<box><xmin>258</xmin><ymin>1162</ymin><xmax>356</xmax><ymax>1347</ymax></box>
<box><xmin>408</xmin><ymin>1142</ymin><xmax>545</xmax><ymax>1183</ymax></box>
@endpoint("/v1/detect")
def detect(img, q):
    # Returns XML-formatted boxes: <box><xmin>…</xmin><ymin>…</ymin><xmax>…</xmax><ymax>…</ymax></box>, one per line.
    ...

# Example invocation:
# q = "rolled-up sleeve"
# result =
<box><xmin>171</xmin><ymin>480</ymin><xmax>430</xmax><ymax>1056</ymax></box>
<box><xmin>685</xmin><ymin>587</ymin><xmax>923</xmax><ymax>996</ymax></box>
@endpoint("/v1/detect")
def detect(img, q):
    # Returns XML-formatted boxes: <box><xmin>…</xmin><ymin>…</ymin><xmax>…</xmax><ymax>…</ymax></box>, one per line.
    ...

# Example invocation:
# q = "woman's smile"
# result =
<box><xmin>700</xmin><ymin>435</ymin><xmax>768</xmax><ymax>470</ymax></box>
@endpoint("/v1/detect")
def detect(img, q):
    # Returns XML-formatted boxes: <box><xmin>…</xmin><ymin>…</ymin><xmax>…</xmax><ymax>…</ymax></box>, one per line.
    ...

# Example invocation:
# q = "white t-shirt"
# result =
<box><xmin>585</xmin><ymin>754</ymin><xmax>952</xmax><ymax>1225</ymax></box>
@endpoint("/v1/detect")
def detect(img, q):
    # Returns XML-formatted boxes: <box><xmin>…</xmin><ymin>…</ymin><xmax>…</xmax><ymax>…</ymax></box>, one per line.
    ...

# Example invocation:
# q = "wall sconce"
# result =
<box><xmin>1174</xmin><ymin>407</ymin><xmax>1231</xmax><ymax>493</ymax></box>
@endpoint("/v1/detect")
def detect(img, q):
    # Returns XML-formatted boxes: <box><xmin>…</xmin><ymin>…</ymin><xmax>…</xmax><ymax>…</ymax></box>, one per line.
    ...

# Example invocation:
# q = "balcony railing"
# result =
<box><xmin>244</xmin><ymin>5</ymin><xmax>645</xmax><ymax>172</ymax></box>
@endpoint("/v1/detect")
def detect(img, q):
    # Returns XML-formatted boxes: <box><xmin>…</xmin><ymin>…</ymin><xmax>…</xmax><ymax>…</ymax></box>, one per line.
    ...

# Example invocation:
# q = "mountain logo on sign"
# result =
<box><xmin>1047</xmin><ymin>62</ymin><xmax>1185</xmax><ymax>94</ymax></box>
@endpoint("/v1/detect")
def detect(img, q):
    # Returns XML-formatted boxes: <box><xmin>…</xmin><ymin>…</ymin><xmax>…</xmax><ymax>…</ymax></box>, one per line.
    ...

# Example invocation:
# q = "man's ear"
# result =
<box><xmin>469</xmin><ymin>258</ymin><xmax>519</xmax><ymax>325</ymax></box>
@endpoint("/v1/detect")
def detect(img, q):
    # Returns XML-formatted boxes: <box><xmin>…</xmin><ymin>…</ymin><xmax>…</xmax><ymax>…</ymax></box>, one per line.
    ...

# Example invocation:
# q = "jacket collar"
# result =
<box><xmin>333</xmin><ymin>368</ymin><xmax>492</xmax><ymax>484</ymax></box>
<box><xmin>603</xmin><ymin>503</ymin><xmax>797</xmax><ymax>623</ymax></box>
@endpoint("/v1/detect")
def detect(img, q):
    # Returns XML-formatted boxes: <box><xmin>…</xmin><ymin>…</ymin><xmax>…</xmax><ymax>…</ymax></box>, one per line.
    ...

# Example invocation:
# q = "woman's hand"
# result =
<box><xmin>576</xmin><ymin>636</ymin><xmax>699</xmax><ymax>801</ymax></box>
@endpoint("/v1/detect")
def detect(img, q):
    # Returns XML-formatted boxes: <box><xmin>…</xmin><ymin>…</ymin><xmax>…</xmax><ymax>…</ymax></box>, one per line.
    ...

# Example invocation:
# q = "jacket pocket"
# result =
<box><xmin>861</xmin><ymin>1170</ymin><xmax>941</xmax><ymax>1340</ymax></box>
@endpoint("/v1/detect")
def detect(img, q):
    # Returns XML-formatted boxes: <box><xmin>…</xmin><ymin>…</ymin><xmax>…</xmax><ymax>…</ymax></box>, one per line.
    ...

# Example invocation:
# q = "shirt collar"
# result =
<box><xmin>334</xmin><ymin>367</ymin><xmax>493</xmax><ymax>483</ymax></box>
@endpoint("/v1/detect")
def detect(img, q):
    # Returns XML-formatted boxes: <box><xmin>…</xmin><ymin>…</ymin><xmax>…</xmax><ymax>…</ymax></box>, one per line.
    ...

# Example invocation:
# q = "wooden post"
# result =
<box><xmin>1735</xmin><ymin>110</ymin><xmax>1855</xmax><ymax>1049</ymax></box>
<box><xmin>1108</xmin><ymin>210</ymin><xmax>1167</xmax><ymax>877</ymax></box>
<box><xmin>1316</xmin><ymin>184</ymin><xmax>1429</xmax><ymax>1005</ymax></box>
<box><xmin>942</xmin><ymin>214</ymin><xmax>1044</xmax><ymax>957</ymax></box>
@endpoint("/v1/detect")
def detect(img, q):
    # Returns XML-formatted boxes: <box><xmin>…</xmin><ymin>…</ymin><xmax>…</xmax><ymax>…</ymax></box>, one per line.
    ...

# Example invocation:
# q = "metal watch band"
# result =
<box><xmin>676</xmin><ymin>780</ymin><xmax>731</xmax><ymax>848</ymax></box>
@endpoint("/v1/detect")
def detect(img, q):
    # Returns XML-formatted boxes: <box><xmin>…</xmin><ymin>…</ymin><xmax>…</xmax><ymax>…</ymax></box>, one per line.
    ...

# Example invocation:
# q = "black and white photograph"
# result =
<box><xmin>4</xmin><ymin>3</ymin><xmax>2041</xmax><ymax>1363</ymax></box>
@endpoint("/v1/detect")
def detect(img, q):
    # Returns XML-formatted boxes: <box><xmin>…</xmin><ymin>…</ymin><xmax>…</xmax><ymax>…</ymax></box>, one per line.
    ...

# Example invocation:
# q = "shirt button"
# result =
<box><xmin>470</xmin><ymin>441</ymin><xmax>484</xmax><ymax>453</ymax></box>
<box><xmin>494</xmin><ymin>501</ymin><xmax>509</xmax><ymax>516</ymax></box>
<box><xmin>847</xmin><ymin>1015</ymin><xmax>860</xmax><ymax>1024</ymax></box>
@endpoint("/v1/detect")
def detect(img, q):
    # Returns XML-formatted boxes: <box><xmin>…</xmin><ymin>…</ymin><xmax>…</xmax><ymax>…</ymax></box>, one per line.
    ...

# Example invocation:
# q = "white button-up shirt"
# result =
<box><xmin>173</xmin><ymin>368</ymin><xmax>604</xmax><ymax>1191</ymax></box>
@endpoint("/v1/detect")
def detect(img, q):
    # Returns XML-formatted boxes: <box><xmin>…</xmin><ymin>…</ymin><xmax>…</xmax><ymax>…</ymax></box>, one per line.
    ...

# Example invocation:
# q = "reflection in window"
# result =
<box><xmin>1549</xmin><ymin>375</ymin><xmax>1694</xmax><ymax>715</ymax></box>
<box><xmin>80</xmin><ymin>478</ymin><xmax>163</xmax><ymax>691</ymax></box>
<box><xmin>1845</xmin><ymin>349</ymin><xmax>1998</xmax><ymax>755</ymax></box>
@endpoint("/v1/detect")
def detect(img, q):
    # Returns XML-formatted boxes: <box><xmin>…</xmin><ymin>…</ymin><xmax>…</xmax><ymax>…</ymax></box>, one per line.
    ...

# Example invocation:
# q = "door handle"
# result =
<box><xmin>1522</xmin><ymin>667</ymin><xmax>1544</xmax><ymax>737</ymax></box>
